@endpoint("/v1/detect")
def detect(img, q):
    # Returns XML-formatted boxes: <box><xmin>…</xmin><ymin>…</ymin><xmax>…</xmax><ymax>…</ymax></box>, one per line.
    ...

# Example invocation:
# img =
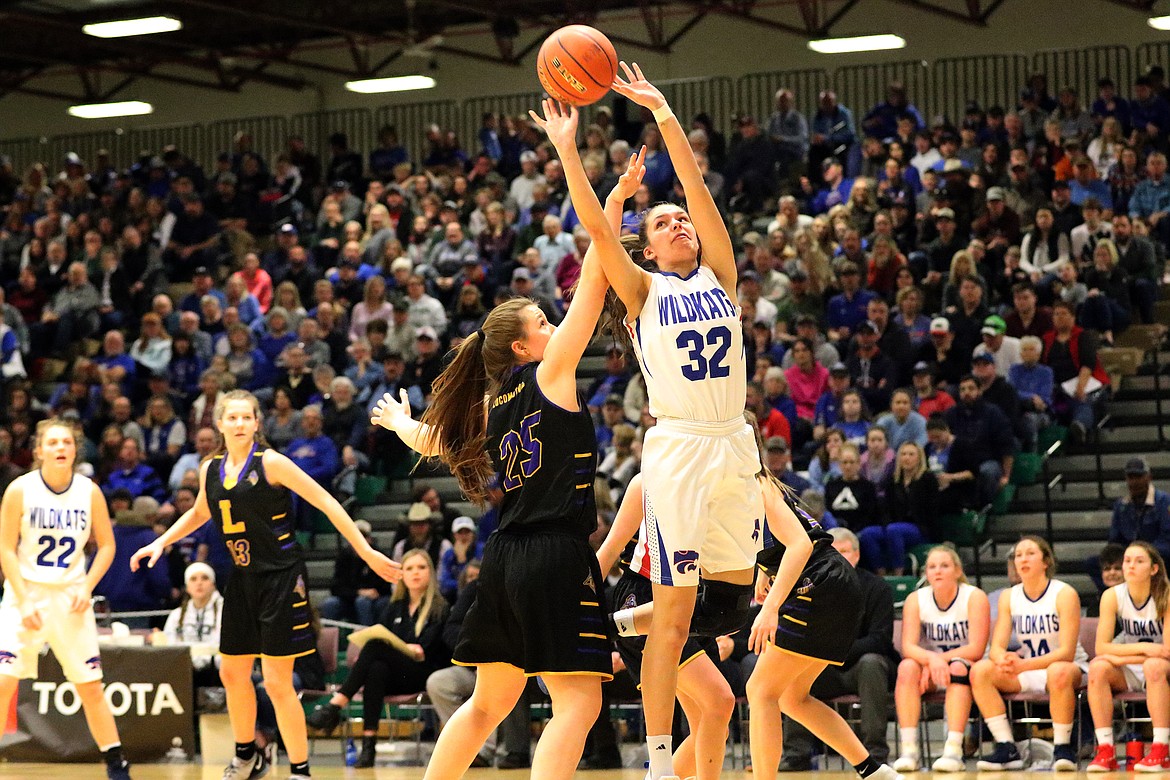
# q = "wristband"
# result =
<box><xmin>652</xmin><ymin>104</ymin><xmax>674</xmax><ymax>123</ymax></box>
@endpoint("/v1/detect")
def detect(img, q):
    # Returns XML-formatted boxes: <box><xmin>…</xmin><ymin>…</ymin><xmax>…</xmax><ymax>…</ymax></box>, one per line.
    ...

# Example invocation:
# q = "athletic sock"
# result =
<box><xmin>943</xmin><ymin>730</ymin><xmax>965</xmax><ymax>757</ymax></box>
<box><xmin>236</xmin><ymin>742</ymin><xmax>256</xmax><ymax>762</ymax></box>
<box><xmin>899</xmin><ymin>727</ymin><xmax>919</xmax><ymax>757</ymax></box>
<box><xmin>853</xmin><ymin>755</ymin><xmax>881</xmax><ymax>777</ymax></box>
<box><xmin>101</xmin><ymin>744</ymin><xmax>125</xmax><ymax>768</ymax></box>
<box><xmin>985</xmin><ymin>714</ymin><xmax>1013</xmax><ymax>745</ymax></box>
<box><xmin>613</xmin><ymin>608</ymin><xmax>639</xmax><ymax>638</ymax></box>
<box><xmin>1155</xmin><ymin>728</ymin><xmax>1170</xmax><ymax>745</ymax></box>
<box><xmin>1053</xmin><ymin>723</ymin><xmax>1073</xmax><ymax>745</ymax></box>
<box><xmin>290</xmin><ymin>760</ymin><xmax>311</xmax><ymax>777</ymax></box>
<box><xmin>1096</xmin><ymin>728</ymin><xmax>1115</xmax><ymax>747</ymax></box>
<box><xmin>647</xmin><ymin>734</ymin><xmax>673</xmax><ymax>779</ymax></box>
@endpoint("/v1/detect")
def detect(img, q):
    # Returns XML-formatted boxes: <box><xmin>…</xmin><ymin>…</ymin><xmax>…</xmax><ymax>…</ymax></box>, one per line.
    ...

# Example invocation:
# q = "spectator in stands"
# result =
<box><xmin>785</xmin><ymin>337</ymin><xmax>830</xmax><ymax>422</ymax></box>
<box><xmin>768</xmin><ymin>88</ymin><xmax>809</xmax><ymax>181</ymax></box>
<box><xmin>1129</xmin><ymin>151</ymin><xmax>1170</xmax><ymax>246</ymax></box>
<box><xmin>1009</xmin><ymin>335</ymin><xmax>1053</xmax><ymax>450</ymax></box>
<box><xmin>168</xmin><ymin>425</ymin><xmax>215</xmax><ymax>492</ymax></box>
<box><xmin>403</xmin><ymin>274</ymin><xmax>447</xmax><ymax>335</ymax></box>
<box><xmin>826</xmin><ymin>441</ymin><xmax>879</xmax><ymax>530</ymax></box>
<box><xmin>1043</xmin><ymin>299</ymin><xmax>1108</xmax><ymax>442</ymax></box>
<box><xmin>320</xmin><ymin>519</ymin><xmax>393</xmax><ymax>626</ymax></box>
<box><xmin>1111</xmin><ymin>214</ymin><xmax>1160</xmax><ymax>324</ymax></box>
<box><xmin>925</xmin><ymin>415</ymin><xmax>981</xmax><ymax>514</ymax></box>
<box><xmin>809</xmin><ymin>90</ymin><xmax>857</xmax><ymax>179</ymax></box>
<box><xmin>348</xmin><ymin>276</ymin><xmax>394</xmax><ymax>342</ymax></box>
<box><xmin>763</xmin><ymin>435</ymin><xmax>810</xmax><ymax>494</ymax></box>
<box><xmin>1004</xmin><ymin>282</ymin><xmax>1052</xmax><ymax>340</ymax></box>
<box><xmin>826</xmin><ymin>262</ymin><xmax>876</xmax><ymax>343</ymax></box>
<box><xmin>141</xmin><ymin>394</ymin><xmax>185</xmax><ymax>476</ymax></box>
<box><xmin>156</xmin><ymin>561</ymin><xmax>223</xmax><ymax>689</ymax></box>
<box><xmin>262</xmin><ymin>387</ymin><xmax>302</xmax><ymax>450</ymax></box>
<box><xmin>104</xmin><ymin>435</ymin><xmax>166</xmax><ymax>503</ymax></box>
<box><xmin>95</xmin><ymin>489</ymin><xmax>172</xmax><ymax>627</ymax></box>
<box><xmin>724</xmin><ymin>114</ymin><xmax>777</xmax><ymax>214</ymax></box>
<box><xmin>285</xmin><ymin>404</ymin><xmax>339</xmax><ymax>531</ymax></box>
<box><xmin>813</xmin><ymin>362</ymin><xmax>852</xmax><ymax>441</ymax></box>
<box><xmin>945</xmin><ymin>375</ymin><xmax>1015</xmax><ymax>507</ymax></box>
<box><xmin>863</xmin><ymin>82</ymin><xmax>924</xmax><ymax>140</ymax></box>
<box><xmin>165</xmin><ymin>194</ymin><xmax>221</xmax><ymax>280</ymax></box>
<box><xmin>974</xmin><ymin>314</ymin><xmax>1021</xmax><ymax>378</ymax></box>
<box><xmin>438</xmin><ymin>516</ymin><xmax>483</xmax><ymax>604</ymax></box>
<box><xmin>1082</xmin><ymin>238</ymin><xmax>1132</xmax><ymax>344</ymax></box>
<box><xmin>307</xmin><ymin>549</ymin><xmax>450</xmax><ymax>767</ymax></box>
<box><xmin>1108</xmin><ymin>458</ymin><xmax>1170</xmax><ymax>562</ymax></box>
<box><xmin>874</xmin><ymin>388</ymin><xmax>925</xmax><ymax>450</ymax></box>
<box><xmin>392</xmin><ymin>502</ymin><xmax>453</xmax><ymax>564</ymax></box>
<box><xmin>30</xmin><ymin>261</ymin><xmax>100</xmax><ymax>355</ymax></box>
<box><xmin>1130</xmin><ymin>76</ymin><xmax>1170</xmax><ymax>154</ymax></box>
<box><xmin>918</xmin><ymin>317</ymin><xmax>968</xmax><ymax>391</ymax></box>
<box><xmin>970</xmin><ymin>536</ymin><xmax>1086</xmax><ymax>772</ymax></box>
<box><xmin>845</xmin><ymin>319</ymin><xmax>896</xmax><ymax>413</ymax></box>
<box><xmin>778</xmin><ymin>527</ymin><xmax>897</xmax><ymax>768</ymax></box>
<box><xmin>746</xmin><ymin>380</ymin><xmax>791</xmax><ymax>445</ymax></box>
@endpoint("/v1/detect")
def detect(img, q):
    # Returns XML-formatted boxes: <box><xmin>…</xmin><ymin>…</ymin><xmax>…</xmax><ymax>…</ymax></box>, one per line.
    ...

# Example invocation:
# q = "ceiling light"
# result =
<box><xmin>68</xmin><ymin>101</ymin><xmax>154</xmax><ymax>119</ymax></box>
<box><xmin>345</xmin><ymin>75</ymin><xmax>437</xmax><ymax>94</ymax></box>
<box><xmin>1150</xmin><ymin>15</ymin><xmax>1170</xmax><ymax>30</ymax></box>
<box><xmin>808</xmin><ymin>34</ymin><xmax>906</xmax><ymax>54</ymax></box>
<box><xmin>83</xmin><ymin>16</ymin><xmax>182</xmax><ymax>38</ymax></box>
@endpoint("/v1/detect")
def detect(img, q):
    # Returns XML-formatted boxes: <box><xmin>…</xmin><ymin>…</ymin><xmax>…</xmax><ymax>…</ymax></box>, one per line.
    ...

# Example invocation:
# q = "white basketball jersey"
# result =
<box><xmin>1010</xmin><ymin>579</ymin><xmax>1088</xmax><ymax>663</ymax></box>
<box><xmin>1113</xmin><ymin>583</ymin><xmax>1164</xmax><ymax>644</ymax></box>
<box><xmin>917</xmin><ymin>582</ymin><xmax>975</xmax><ymax>653</ymax></box>
<box><xmin>626</xmin><ymin>266</ymin><xmax>746</xmax><ymax>422</ymax></box>
<box><xmin>15</xmin><ymin>471</ymin><xmax>93</xmax><ymax>586</ymax></box>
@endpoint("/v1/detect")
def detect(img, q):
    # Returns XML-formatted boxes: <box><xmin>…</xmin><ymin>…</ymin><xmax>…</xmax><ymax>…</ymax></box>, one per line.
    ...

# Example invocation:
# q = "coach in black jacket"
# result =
<box><xmin>779</xmin><ymin>528</ymin><xmax>899</xmax><ymax>770</ymax></box>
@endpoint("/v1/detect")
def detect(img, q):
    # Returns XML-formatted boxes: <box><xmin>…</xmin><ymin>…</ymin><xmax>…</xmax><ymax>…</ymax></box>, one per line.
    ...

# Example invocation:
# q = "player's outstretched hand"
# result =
<box><xmin>371</xmin><ymin>388</ymin><xmax>411</xmax><ymax>432</ymax></box>
<box><xmin>528</xmin><ymin>99</ymin><xmax>579</xmax><ymax>152</ymax></box>
<box><xmin>610</xmin><ymin>146</ymin><xmax>647</xmax><ymax>202</ymax></box>
<box><xmin>748</xmin><ymin>606</ymin><xmax>778</xmax><ymax>656</ymax></box>
<box><xmin>611</xmin><ymin>62</ymin><xmax>666</xmax><ymax>112</ymax></box>
<box><xmin>129</xmin><ymin>540</ymin><xmax>164</xmax><ymax>571</ymax></box>
<box><xmin>364</xmin><ymin>548</ymin><xmax>403</xmax><ymax>584</ymax></box>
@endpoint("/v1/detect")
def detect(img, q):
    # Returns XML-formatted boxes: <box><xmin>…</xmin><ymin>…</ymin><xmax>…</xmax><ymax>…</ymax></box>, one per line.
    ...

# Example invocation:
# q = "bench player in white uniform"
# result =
<box><xmin>972</xmin><ymin>536</ymin><xmax>1088</xmax><ymax>772</ymax></box>
<box><xmin>1086</xmin><ymin>541</ymin><xmax>1170</xmax><ymax>772</ymax></box>
<box><xmin>894</xmin><ymin>547</ymin><xmax>990</xmax><ymax>772</ymax></box>
<box><xmin>606</xmin><ymin>62</ymin><xmax>763</xmax><ymax>780</ymax></box>
<box><xmin>0</xmin><ymin>419</ymin><xmax>132</xmax><ymax>780</ymax></box>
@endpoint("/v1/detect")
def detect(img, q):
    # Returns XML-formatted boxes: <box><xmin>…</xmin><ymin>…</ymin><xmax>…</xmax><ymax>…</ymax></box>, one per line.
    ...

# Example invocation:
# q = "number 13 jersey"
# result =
<box><xmin>626</xmin><ymin>266</ymin><xmax>746</xmax><ymax>422</ymax></box>
<box><xmin>206</xmin><ymin>445</ymin><xmax>297</xmax><ymax>574</ymax></box>
<box><xmin>486</xmin><ymin>362</ymin><xmax>597</xmax><ymax>538</ymax></box>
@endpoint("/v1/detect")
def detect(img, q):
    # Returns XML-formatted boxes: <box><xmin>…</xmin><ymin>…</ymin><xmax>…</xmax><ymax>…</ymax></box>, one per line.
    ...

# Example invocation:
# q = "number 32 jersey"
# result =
<box><xmin>626</xmin><ymin>266</ymin><xmax>746</xmax><ymax>422</ymax></box>
<box><xmin>16</xmin><ymin>471</ymin><xmax>94</xmax><ymax>586</ymax></box>
<box><xmin>486</xmin><ymin>362</ymin><xmax>597</xmax><ymax>538</ymax></box>
<box><xmin>206</xmin><ymin>445</ymin><xmax>297</xmax><ymax>574</ymax></box>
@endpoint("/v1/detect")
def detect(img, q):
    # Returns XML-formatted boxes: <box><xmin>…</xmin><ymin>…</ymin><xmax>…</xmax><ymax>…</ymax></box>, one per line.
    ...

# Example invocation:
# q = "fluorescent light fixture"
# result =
<box><xmin>83</xmin><ymin>16</ymin><xmax>182</xmax><ymax>38</ymax></box>
<box><xmin>808</xmin><ymin>33</ymin><xmax>906</xmax><ymax>54</ymax></box>
<box><xmin>345</xmin><ymin>75</ymin><xmax>437</xmax><ymax>94</ymax></box>
<box><xmin>1150</xmin><ymin>15</ymin><xmax>1170</xmax><ymax>30</ymax></box>
<box><xmin>68</xmin><ymin>101</ymin><xmax>154</xmax><ymax>119</ymax></box>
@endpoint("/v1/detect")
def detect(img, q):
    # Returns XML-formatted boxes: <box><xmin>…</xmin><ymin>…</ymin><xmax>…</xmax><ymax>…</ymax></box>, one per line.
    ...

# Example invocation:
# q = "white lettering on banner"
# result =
<box><xmin>30</xmin><ymin>681</ymin><xmax>184</xmax><ymax>716</ymax></box>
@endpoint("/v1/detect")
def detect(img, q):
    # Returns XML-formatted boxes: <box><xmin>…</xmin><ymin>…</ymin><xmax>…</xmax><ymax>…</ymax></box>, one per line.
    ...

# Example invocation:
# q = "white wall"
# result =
<box><xmin>2</xmin><ymin>0</ymin><xmax>1168</xmax><ymax>141</ymax></box>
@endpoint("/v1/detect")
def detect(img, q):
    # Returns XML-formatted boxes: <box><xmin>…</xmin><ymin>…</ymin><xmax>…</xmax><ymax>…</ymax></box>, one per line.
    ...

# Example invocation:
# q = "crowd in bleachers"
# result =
<box><xmin>1</xmin><ymin>60</ymin><xmax>1170</xmax><ymax>769</ymax></box>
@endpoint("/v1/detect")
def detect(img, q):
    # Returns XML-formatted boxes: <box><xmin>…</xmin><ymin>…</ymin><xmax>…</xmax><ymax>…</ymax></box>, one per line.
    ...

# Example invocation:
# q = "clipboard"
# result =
<box><xmin>347</xmin><ymin>624</ymin><xmax>419</xmax><ymax>659</ymax></box>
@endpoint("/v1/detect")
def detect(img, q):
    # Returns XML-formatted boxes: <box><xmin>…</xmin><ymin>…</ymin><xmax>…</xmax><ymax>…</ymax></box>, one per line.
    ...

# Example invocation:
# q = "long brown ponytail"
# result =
<box><xmin>419</xmin><ymin>297</ymin><xmax>531</xmax><ymax>504</ymax></box>
<box><xmin>1127</xmin><ymin>541</ymin><xmax>1170</xmax><ymax>621</ymax></box>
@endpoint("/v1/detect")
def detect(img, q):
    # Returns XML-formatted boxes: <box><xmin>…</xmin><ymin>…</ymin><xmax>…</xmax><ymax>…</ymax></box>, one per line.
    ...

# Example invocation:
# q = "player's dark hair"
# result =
<box><xmin>418</xmin><ymin>297</ymin><xmax>532</xmax><ymax>504</ymax></box>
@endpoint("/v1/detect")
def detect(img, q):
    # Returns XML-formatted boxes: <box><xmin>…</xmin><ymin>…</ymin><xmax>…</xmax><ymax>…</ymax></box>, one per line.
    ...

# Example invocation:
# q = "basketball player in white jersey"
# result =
<box><xmin>1086</xmin><ymin>541</ymin><xmax>1170</xmax><ymax>772</ymax></box>
<box><xmin>0</xmin><ymin>419</ymin><xmax>132</xmax><ymax>779</ymax></box>
<box><xmin>972</xmin><ymin>535</ymin><xmax>1088</xmax><ymax>772</ymax></box>
<box><xmin>894</xmin><ymin>546</ymin><xmax>990</xmax><ymax>772</ymax></box>
<box><xmin>606</xmin><ymin>62</ymin><xmax>763</xmax><ymax>780</ymax></box>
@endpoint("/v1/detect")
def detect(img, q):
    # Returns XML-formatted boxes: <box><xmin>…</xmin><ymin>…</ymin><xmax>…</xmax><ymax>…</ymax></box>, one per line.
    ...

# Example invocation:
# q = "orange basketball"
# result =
<box><xmin>536</xmin><ymin>25</ymin><xmax>618</xmax><ymax>107</ymax></box>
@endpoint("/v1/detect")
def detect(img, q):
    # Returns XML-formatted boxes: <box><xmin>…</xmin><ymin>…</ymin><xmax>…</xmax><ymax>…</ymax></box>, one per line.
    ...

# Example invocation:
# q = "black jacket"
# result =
<box><xmin>884</xmin><ymin>471</ymin><xmax>939</xmax><ymax>529</ymax></box>
<box><xmin>329</xmin><ymin>544</ymin><xmax>395</xmax><ymax>602</ymax></box>
<box><xmin>844</xmin><ymin>567</ymin><xmax>899</xmax><ymax>669</ymax></box>
<box><xmin>378</xmin><ymin>595</ymin><xmax>451</xmax><ymax>672</ymax></box>
<box><xmin>945</xmin><ymin>398</ymin><xmax>1015</xmax><ymax>464</ymax></box>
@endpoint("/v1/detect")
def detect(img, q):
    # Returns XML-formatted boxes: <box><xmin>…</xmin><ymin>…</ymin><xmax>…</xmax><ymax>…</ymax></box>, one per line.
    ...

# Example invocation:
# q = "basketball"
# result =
<box><xmin>536</xmin><ymin>25</ymin><xmax>618</xmax><ymax>106</ymax></box>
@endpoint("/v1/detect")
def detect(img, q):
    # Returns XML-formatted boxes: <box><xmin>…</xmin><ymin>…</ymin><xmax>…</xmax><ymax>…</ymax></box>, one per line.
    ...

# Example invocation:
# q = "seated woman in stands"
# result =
<box><xmin>893</xmin><ymin>546</ymin><xmax>990</xmax><ymax>772</ymax></box>
<box><xmin>1086</xmin><ymin>541</ymin><xmax>1170</xmax><ymax>772</ymax></box>
<box><xmin>971</xmin><ymin>536</ymin><xmax>1088</xmax><ymax>772</ymax></box>
<box><xmin>305</xmin><ymin>549</ymin><xmax>451</xmax><ymax>767</ymax></box>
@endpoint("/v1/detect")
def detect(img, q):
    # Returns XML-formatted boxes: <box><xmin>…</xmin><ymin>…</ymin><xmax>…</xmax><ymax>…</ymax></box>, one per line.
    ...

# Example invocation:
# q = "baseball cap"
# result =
<box><xmin>935</xmin><ymin>208</ymin><xmax>956</xmax><ymax>221</ymax></box>
<box><xmin>512</xmin><ymin>267</ymin><xmax>532</xmax><ymax>282</ymax></box>
<box><xmin>330</xmin><ymin>180</ymin><xmax>349</xmax><ymax>190</ymax></box>
<box><xmin>986</xmin><ymin>187</ymin><xmax>1006</xmax><ymax>202</ymax></box>
<box><xmin>971</xmin><ymin>351</ymin><xmax>996</xmax><ymax>364</ymax></box>
<box><xmin>519</xmin><ymin>150</ymin><xmax>538</xmax><ymax>163</ymax></box>
<box><xmin>856</xmin><ymin>320</ymin><xmax>879</xmax><ymax>335</ymax></box>
<box><xmin>441</xmin><ymin>200</ymin><xmax>460</xmax><ymax>211</ymax></box>
<box><xmin>788</xmin><ymin>269</ymin><xmax>808</xmax><ymax>282</ymax></box>
<box><xmin>377</xmin><ymin>348</ymin><xmax>404</xmax><ymax>362</ymax></box>
<box><xmin>452</xmin><ymin>516</ymin><xmax>477</xmax><ymax>534</ymax></box>
<box><xmin>982</xmin><ymin>314</ymin><xmax>1007</xmax><ymax>336</ymax></box>
<box><xmin>603</xmin><ymin>393</ymin><xmax>624</xmax><ymax>407</ymax></box>
<box><xmin>829</xmin><ymin>361</ymin><xmax>849</xmax><ymax>375</ymax></box>
<box><xmin>1125</xmin><ymin>457</ymin><xmax>1151</xmax><ymax>476</ymax></box>
<box><xmin>279</xmin><ymin>223</ymin><xmax>298</xmax><ymax>236</ymax></box>
<box><xmin>461</xmin><ymin>256</ymin><xmax>480</xmax><ymax>266</ymax></box>
<box><xmin>193</xmin><ymin>266</ymin><xmax>211</xmax><ymax>277</ymax></box>
<box><xmin>822</xmin><ymin>157</ymin><xmax>842</xmax><ymax>172</ymax></box>
<box><xmin>416</xmin><ymin>326</ymin><xmax>438</xmax><ymax>341</ymax></box>
<box><xmin>795</xmin><ymin>312</ymin><xmax>818</xmax><ymax>326</ymax></box>
<box><xmin>740</xmin><ymin>269</ymin><xmax>760</xmax><ymax>282</ymax></box>
<box><xmin>912</xmin><ymin>360</ymin><xmax>932</xmax><ymax>375</ymax></box>
<box><xmin>929</xmin><ymin>316</ymin><xmax>951</xmax><ymax>334</ymax></box>
<box><xmin>742</xmin><ymin>231</ymin><xmax>765</xmax><ymax>247</ymax></box>
<box><xmin>765</xmin><ymin>436</ymin><xmax>789</xmax><ymax>453</ymax></box>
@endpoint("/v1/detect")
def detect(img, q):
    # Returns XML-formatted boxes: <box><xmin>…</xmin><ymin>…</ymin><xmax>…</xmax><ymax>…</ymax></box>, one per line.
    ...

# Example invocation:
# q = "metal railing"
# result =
<box><xmin>1040</xmin><ymin>437</ymin><xmax>1064</xmax><ymax>546</ymax></box>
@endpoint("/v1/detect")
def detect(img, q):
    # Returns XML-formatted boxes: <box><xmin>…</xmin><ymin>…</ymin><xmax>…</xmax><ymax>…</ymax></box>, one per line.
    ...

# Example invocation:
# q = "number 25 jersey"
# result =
<box><xmin>486</xmin><ymin>362</ymin><xmax>597</xmax><ymax>538</ymax></box>
<box><xmin>626</xmin><ymin>265</ymin><xmax>746</xmax><ymax>422</ymax></box>
<box><xmin>206</xmin><ymin>445</ymin><xmax>298</xmax><ymax>574</ymax></box>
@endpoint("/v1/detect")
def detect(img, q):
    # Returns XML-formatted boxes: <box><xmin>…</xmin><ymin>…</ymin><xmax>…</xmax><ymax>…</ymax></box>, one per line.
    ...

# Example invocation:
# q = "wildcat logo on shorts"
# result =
<box><xmin>84</xmin><ymin>656</ymin><xmax>102</xmax><ymax>670</ymax></box>
<box><xmin>795</xmin><ymin>577</ymin><xmax>814</xmax><ymax>596</ymax></box>
<box><xmin>673</xmin><ymin>550</ymin><xmax>699</xmax><ymax>575</ymax></box>
<box><xmin>622</xmin><ymin>594</ymin><xmax>637</xmax><ymax>610</ymax></box>
<box><xmin>247</xmin><ymin>470</ymin><xmax>259</xmax><ymax>486</ymax></box>
<box><xmin>0</xmin><ymin>651</ymin><xmax>16</xmax><ymax>665</ymax></box>
<box><xmin>294</xmin><ymin>574</ymin><xmax>306</xmax><ymax>599</ymax></box>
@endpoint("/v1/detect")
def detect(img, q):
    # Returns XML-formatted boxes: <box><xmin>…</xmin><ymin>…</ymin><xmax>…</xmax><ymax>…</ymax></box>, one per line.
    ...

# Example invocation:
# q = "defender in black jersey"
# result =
<box><xmin>132</xmin><ymin>391</ymin><xmax>399</xmax><ymax>780</ymax></box>
<box><xmin>371</xmin><ymin>100</ymin><xmax>641</xmax><ymax>780</ymax></box>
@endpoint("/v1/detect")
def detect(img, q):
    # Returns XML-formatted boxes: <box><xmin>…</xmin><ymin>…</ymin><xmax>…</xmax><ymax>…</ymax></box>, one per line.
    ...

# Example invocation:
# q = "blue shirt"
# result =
<box><xmin>809</xmin><ymin>178</ymin><xmax>855</xmax><ymax>215</ymax></box>
<box><xmin>286</xmin><ymin>434</ymin><xmax>339</xmax><ymax>485</ymax></box>
<box><xmin>826</xmin><ymin>289</ymin><xmax>877</xmax><ymax>331</ymax></box>
<box><xmin>1129</xmin><ymin>176</ymin><xmax>1170</xmax><ymax>219</ymax></box>
<box><xmin>1008</xmin><ymin>362</ymin><xmax>1054</xmax><ymax>409</ymax></box>
<box><xmin>104</xmin><ymin>463</ymin><xmax>167</xmax><ymax>503</ymax></box>
<box><xmin>1110</xmin><ymin>486</ymin><xmax>1170</xmax><ymax>562</ymax></box>
<box><xmin>814</xmin><ymin>390</ymin><xmax>842</xmax><ymax>429</ymax></box>
<box><xmin>875</xmin><ymin>411</ymin><xmax>927</xmax><ymax>451</ymax></box>
<box><xmin>1070</xmin><ymin>178</ymin><xmax>1113</xmax><ymax>210</ymax></box>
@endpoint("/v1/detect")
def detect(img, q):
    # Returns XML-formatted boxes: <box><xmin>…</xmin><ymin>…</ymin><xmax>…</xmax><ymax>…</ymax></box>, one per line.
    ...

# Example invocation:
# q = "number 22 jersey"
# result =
<box><xmin>486</xmin><ymin>362</ymin><xmax>597</xmax><ymax>538</ymax></box>
<box><xmin>626</xmin><ymin>265</ymin><xmax>746</xmax><ymax>422</ymax></box>
<box><xmin>206</xmin><ymin>445</ymin><xmax>297</xmax><ymax>574</ymax></box>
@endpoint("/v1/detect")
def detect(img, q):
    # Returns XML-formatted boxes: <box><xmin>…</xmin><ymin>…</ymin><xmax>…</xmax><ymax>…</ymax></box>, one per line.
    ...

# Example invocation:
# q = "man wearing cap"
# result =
<box><xmin>424</xmin><ymin>222</ymin><xmax>478</xmax><ymax>306</ymax></box>
<box><xmin>813</xmin><ymin>362</ymin><xmax>853</xmax><ymax>440</ymax></box>
<box><xmin>804</xmin><ymin>156</ymin><xmax>854</xmax><ymax>215</ymax></box>
<box><xmin>320</xmin><ymin>520</ymin><xmax>394</xmax><ymax>626</ymax></box>
<box><xmin>917</xmin><ymin>316</ymin><xmax>969</xmax><ymax>390</ymax></box>
<box><xmin>408</xmin><ymin>326</ymin><xmax>444</xmax><ymax>400</ymax></box>
<box><xmin>747</xmin><ymin>381</ymin><xmax>791</xmax><ymax>446</ymax></box>
<box><xmin>810</xmin><ymin>90</ymin><xmax>857</xmax><ymax>183</ymax></box>
<box><xmin>768</xmin><ymin>89</ymin><xmax>810</xmax><ymax>181</ymax></box>
<box><xmin>826</xmin><ymin>262</ymin><xmax>876</xmax><ymax>343</ymax></box>
<box><xmin>865</xmin><ymin>297</ymin><xmax>913</xmax><ymax>384</ymax></box>
<box><xmin>764</xmin><ymin>436</ymin><xmax>812</xmax><ymax>495</ymax></box>
<box><xmin>971</xmin><ymin>352</ymin><xmax>1024</xmax><ymax>442</ymax></box>
<box><xmin>845</xmin><ymin>320</ymin><xmax>897</xmax><ymax>413</ymax></box>
<box><xmin>439</xmin><ymin>517</ymin><xmax>484</xmax><ymax>604</ymax></box>
<box><xmin>1108</xmin><ymin>458</ymin><xmax>1170</xmax><ymax>562</ymax></box>
<box><xmin>509</xmin><ymin>267</ymin><xmax>561</xmax><ymax>324</ymax></box>
<box><xmin>972</xmin><ymin>187</ymin><xmax>1023</xmax><ymax>250</ymax></box>
<box><xmin>1069</xmin><ymin>158</ymin><xmax>1113</xmax><ymax>211</ymax></box>
<box><xmin>945</xmin><ymin>375</ymin><xmax>1016</xmax><ymax>506</ymax></box>
<box><xmin>974</xmin><ymin>314</ymin><xmax>1022</xmax><ymax>377</ymax></box>
<box><xmin>1047</xmin><ymin>179</ymin><xmax>1083</xmax><ymax>238</ymax></box>
<box><xmin>738</xmin><ymin>270</ymin><xmax>778</xmax><ymax>328</ymax></box>
<box><xmin>1129</xmin><ymin>76</ymin><xmax>1170</xmax><ymax>152</ymax></box>
<box><xmin>165</xmin><ymin>194</ymin><xmax>222</xmax><ymax>281</ymax></box>
<box><xmin>392</xmin><ymin>502</ymin><xmax>453</xmax><ymax>565</ymax></box>
<box><xmin>915</xmin><ymin>207</ymin><xmax>966</xmax><ymax>297</ymax></box>
<box><xmin>508</xmin><ymin>150</ymin><xmax>545</xmax><ymax>211</ymax></box>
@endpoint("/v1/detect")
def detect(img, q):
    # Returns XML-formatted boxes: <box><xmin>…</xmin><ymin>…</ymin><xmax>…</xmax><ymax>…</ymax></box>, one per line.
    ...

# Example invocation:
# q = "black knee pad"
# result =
<box><xmin>950</xmin><ymin>658</ymin><xmax>972</xmax><ymax>686</ymax></box>
<box><xmin>689</xmin><ymin>580</ymin><xmax>753</xmax><ymax>637</ymax></box>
